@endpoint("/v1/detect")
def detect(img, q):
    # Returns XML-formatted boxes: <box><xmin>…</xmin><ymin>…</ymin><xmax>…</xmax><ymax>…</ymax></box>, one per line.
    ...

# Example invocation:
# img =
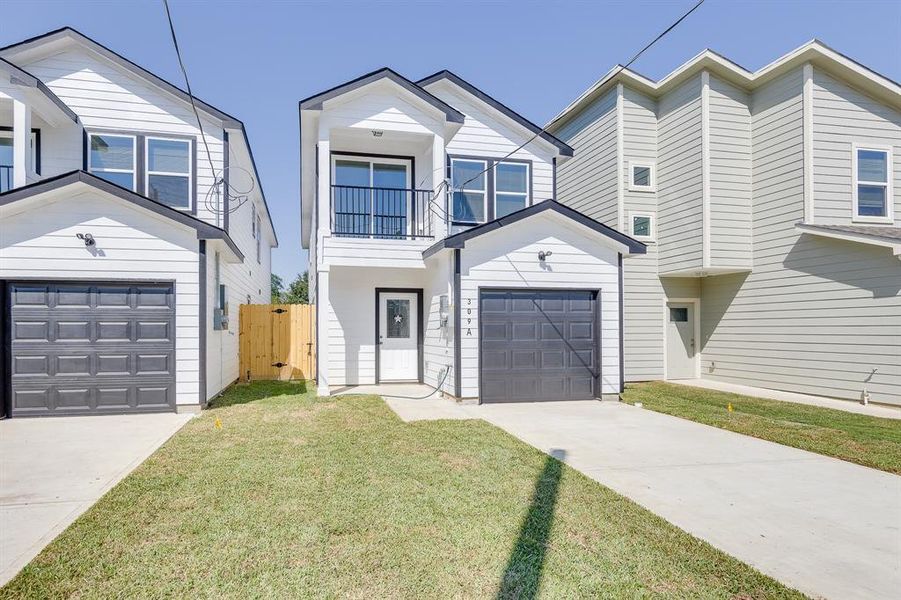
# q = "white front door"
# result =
<box><xmin>378</xmin><ymin>291</ymin><xmax>418</xmax><ymax>381</ymax></box>
<box><xmin>666</xmin><ymin>302</ymin><xmax>696</xmax><ymax>379</ymax></box>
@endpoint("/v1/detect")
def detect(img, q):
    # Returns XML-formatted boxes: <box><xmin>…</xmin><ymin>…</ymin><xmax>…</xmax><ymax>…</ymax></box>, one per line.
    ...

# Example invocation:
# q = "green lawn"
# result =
<box><xmin>3</xmin><ymin>382</ymin><xmax>803</xmax><ymax>599</ymax></box>
<box><xmin>622</xmin><ymin>382</ymin><xmax>901</xmax><ymax>474</ymax></box>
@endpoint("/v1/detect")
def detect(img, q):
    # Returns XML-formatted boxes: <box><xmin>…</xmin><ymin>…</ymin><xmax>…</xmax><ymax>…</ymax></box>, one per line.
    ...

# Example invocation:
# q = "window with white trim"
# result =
<box><xmin>853</xmin><ymin>146</ymin><xmax>892</xmax><ymax>221</ymax></box>
<box><xmin>629</xmin><ymin>211</ymin><xmax>655</xmax><ymax>241</ymax></box>
<box><xmin>629</xmin><ymin>162</ymin><xmax>656</xmax><ymax>192</ymax></box>
<box><xmin>145</xmin><ymin>137</ymin><xmax>192</xmax><ymax>209</ymax></box>
<box><xmin>89</xmin><ymin>133</ymin><xmax>136</xmax><ymax>190</ymax></box>
<box><xmin>451</xmin><ymin>158</ymin><xmax>487</xmax><ymax>223</ymax></box>
<box><xmin>494</xmin><ymin>161</ymin><xmax>529</xmax><ymax>218</ymax></box>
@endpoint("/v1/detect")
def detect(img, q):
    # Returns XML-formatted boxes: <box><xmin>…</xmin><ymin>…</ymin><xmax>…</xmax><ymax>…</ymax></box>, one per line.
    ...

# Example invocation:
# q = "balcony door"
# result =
<box><xmin>332</xmin><ymin>155</ymin><xmax>411</xmax><ymax>238</ymax></box>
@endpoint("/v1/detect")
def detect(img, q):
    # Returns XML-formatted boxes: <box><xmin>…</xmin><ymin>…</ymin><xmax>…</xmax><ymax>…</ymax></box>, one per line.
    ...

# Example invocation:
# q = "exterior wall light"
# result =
<box><xmin>538</xmin><ymin>250</ymin><xmax>553</xmax><ymax>261</ymax></box>
<box><xmin>76</xmin><ymin>233</ymin><xmax>95</xmax><ymax>246</ymax></box>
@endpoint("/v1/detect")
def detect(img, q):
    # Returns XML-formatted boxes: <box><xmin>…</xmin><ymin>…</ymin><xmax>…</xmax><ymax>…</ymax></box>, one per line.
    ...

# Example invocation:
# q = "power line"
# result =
<box><xmin>161</xmin><ymin>0</ymin><xmax>217</xmax><ymax>179</ymax></box>
<box><xmin>455</xmin><ymin>0</ymin><xmax>706</xmax><ymax>197</ymax></box>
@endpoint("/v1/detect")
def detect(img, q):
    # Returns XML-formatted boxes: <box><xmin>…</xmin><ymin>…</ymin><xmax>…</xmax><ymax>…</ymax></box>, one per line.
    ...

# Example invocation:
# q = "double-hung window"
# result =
<box><xmin>853</xmin><ymin>145</ymin><xmax>893</xmax><ymax>222</ymax></box>
<box><xmin>494</xmin><ymin>161</ymin><xmax>529</xmax><ymax>218</ymax></box>
<box><xmin>89</xmin><ymin>133</ymin><xmax>136</xmax><ymax>190</ymax></box>
<box><xmin>88</xmin><ymin>132</ymin><xmax>194</xmax><ymax>210</ymax></box>
<box><xmin>146</xmin><ymin>137</ymin><xmax>192</xmax><ymax>209</ymax></box>
<box><xmin>451</xmin><ymin>158</ymin><xmax>487</xmax><ymax>223</ymax></box>
<box><xmin>451</xmin><ymin>158</ymin><xmax>531</xmax><ymax>223</ymax></box>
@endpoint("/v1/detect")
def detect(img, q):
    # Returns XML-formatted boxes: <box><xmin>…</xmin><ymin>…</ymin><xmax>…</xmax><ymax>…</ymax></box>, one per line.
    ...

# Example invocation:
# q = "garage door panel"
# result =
<box><xmin>480</xmin><ymin>289</ymin><xmax>599</xmax><ymax>403</ymax></box>
<box><xmin>8</xmin><ymin>281</ymin><xmax>176</xmax><ymax>417</ymax></box>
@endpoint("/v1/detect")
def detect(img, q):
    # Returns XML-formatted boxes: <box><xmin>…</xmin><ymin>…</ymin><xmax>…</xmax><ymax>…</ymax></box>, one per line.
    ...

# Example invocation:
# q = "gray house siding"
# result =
<box><xmin>555</xmin><ymin>88</ymin><xmax>618</xmax><ymax>226</ymax></box>
<box><xmin>700</xmin><ymin>68</ymin><xmax>901</xmax><ymax>405</ymax></box>
<box><xmin>812</xmin><ymin>69</ymin><xmax>901</xmax><ymax>225</ymax></box>
<box><xmin>708</xmin><ymin>75</ymin><xmax>753</xmax><ymax>268</ymax></box>
<box><xmin>657</xmin><ymin>75</ymin><xmax>703</xmax><ymax>273</ymax></box>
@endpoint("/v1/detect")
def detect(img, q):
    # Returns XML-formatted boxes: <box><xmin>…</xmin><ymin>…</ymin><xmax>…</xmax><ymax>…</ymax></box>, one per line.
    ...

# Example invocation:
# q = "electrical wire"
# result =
<box><xmin>162</xmin><ymin>0</ymin><xmax>255</xmax><ymax>219</ymax></box>
<box><xmin>455</xmin><ymin>0</ymin><xmax>706</xmax><ymax>197</ymax></box>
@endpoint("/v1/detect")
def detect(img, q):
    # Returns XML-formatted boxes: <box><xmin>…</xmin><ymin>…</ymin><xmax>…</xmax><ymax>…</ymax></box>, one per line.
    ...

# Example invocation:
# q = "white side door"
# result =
<box><xmin>666</xmin><ymin>303</ymin><xmax>696</xmax><ymax>379</ymax></box>
<box><xmin>378</xmin><ymin>292</ymin><xmax>418</xmax><ymax>381</ymax></box>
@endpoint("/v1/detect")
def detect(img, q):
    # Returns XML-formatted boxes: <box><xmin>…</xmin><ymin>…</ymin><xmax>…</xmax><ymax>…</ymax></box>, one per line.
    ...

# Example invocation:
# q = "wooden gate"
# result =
<box><xmin>239</xmin><ymin>304</ymin><xmax>316</xmax><ymax>381</ymax></box>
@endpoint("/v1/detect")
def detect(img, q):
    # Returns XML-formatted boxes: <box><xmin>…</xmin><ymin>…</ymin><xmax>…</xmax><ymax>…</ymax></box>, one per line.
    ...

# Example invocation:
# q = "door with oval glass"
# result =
<box><xmin>378</xmin><ymin>291</ymin><xmax>419</xmax><ymax>382</ymax></box>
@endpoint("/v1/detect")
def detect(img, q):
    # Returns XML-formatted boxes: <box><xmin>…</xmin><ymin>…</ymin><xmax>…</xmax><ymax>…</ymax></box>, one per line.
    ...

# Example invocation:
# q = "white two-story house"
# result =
<box><xmin>549</xmin><ymin>41</ymin><xmax>901</xmax><ymax>406</ymax></box>
<box><xmin>0</xmin><ymin>28</ymin><xmax>277</xmax><ymax>417</ymax></box>
<box><xmin>300</xmin><ymin>69</ymin><xmax>646</xmax><ymax>402</ymax></box>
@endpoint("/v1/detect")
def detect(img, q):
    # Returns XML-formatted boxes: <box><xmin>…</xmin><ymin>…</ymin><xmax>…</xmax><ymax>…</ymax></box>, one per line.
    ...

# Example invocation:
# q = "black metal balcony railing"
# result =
<box><xmin>0</xmin><ymin>165</ymin><xmax>12</xmax><ymax>193</ymax></box>
<box><xmin>330</xmin><ymin>185</ymin><xmax>434</xmax><ymax>239</ymax></box>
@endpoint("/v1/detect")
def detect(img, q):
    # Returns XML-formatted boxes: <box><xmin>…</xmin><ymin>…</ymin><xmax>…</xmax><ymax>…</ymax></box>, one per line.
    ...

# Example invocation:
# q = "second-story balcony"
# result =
<box><xmin>331</xmin><ymin>184</ymin><xmax>435</xmax><ymax>240</ymax></box>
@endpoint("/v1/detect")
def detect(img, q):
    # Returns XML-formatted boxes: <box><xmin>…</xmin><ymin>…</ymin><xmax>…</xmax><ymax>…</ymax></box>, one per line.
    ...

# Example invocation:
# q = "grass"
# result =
<box><xmin>3</xmin><ymin>381</ymin><xmax>803</xmax><ymax>599</ymax></box>
<box><xmin>622</xmin><ymin>381</ymin><xmax>901</xmax><ymax>474</ymax></box>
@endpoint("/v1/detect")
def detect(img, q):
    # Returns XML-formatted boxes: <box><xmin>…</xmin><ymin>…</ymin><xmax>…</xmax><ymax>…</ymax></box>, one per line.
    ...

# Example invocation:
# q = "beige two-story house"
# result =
<box><xmin>550</xmin><ymin>41</ymin><xmax>901</xmax><ymax>406</ymax></box>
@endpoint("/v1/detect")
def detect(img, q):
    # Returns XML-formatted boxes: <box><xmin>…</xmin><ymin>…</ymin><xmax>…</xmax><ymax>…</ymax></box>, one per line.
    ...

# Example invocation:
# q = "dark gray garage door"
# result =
<box><xmin>479</xmin><ymin>289</ymin><xmax>599</xmax><ymax>403</ymax></box>
<box><xmin>7</xmin><ymin>281</ymin><xmax>176</xmax><ymax>417</ymax></box>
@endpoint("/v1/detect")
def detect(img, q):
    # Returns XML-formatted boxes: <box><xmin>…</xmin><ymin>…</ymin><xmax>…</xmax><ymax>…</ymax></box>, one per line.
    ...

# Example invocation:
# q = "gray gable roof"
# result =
<box><xmin>0</xmin><ymin>27</ymin><xmax>277</xmax><ymax>246</ymax></box>
<box><xmin>796</xmin><ymin>223</ymin><xmax>901</xmax><ymax>244</ymax></box>
<box><xmin>423</xmin><ymin>200</ymin><xmax>646</xmax><ymax>259</ymax></box>
<box><xmin>299</xmin><ymin>67</ymin><xmax>466</xmax><ymax>124</ymax></box>
<box><xmin>0</xmin><ymin>170</ymin><xmax>244</xmax><ymax>260</ymax></box>
<box><xmin>417</xmin><ymin>70</ymin><xmax>574</xmax><ymax>157</ymax></box>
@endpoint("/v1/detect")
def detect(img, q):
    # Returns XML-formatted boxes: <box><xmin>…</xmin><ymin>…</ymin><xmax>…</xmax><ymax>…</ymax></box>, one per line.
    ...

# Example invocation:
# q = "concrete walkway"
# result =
<box><xmin>0</xmin><ymin>412</ymin><xmax>192</xmax><ymax>586</ymax></box>
<box><xmin>460</xmin><ymin>401</ymin><xmax>900</xmax><ymax>600</ymax></box>
<box><xmin>671</xmin><ymin>378</ymin><xmax>901</xmax><ymax>420</ymax></box>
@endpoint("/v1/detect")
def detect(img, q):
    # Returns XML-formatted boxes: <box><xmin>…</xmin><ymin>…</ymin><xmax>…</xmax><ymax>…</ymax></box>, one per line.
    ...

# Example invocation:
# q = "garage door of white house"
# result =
<box><xmin>6</xmin><ymin>281</ymin><xmax>177</xmax><ymax>417</ymax></box>
<box><xmin>479</xmin><ymin>289</ymin><xmax>599</xmax><ymax>403</ymax></box>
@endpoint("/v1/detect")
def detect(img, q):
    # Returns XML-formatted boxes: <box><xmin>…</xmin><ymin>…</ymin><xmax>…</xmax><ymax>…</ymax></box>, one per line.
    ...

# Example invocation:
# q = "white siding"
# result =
<box><xmin>22</xmin><ymin>47</ymin><xmax>227</xmax><ymax>227</ymax></box>
<box><xmin>657</xmin><ymin>75</ymin><xmax>704</xmax><ymax>273</ymax></box>
<box><xmin>555</xmin><ymin>88</ymin><xmax>618</xmax><ymax>224</ymax></box>
<box><xmin>423</xmin><ymin>253</ymin><xmax>454</xmax><ymax>394</ymax></box>
<box><xmin>708</xmin><ymin>75</ymin><xmax>753</xmax><ymax>268</ymax></box>
<box><xmin>324</xmin><ymin>266</ymin><xmax>426</xmax><ymax>386</ymax></box>
<box><xmin>812</xmin><ymin>69</ymin><xmax>901</xmax><ymax>225</ymax></box>
<box><xmin>458</xmin><ymin>215</ymin><xmax>622</xmax><ymax>398</ymax></box>
<box><xmin>428</xmin><ymin>81</ymin><xmax>557</xmax><ymax>203</ymax></box>
<box><xmin>0</xmin><ymin>190</ymin><xmax>202</xmax><ymax>406</ymax></box>
<box><xmin>16</xmin><ymin>43</ymin><xmax>273</xmax><ymax>402</ymax></box>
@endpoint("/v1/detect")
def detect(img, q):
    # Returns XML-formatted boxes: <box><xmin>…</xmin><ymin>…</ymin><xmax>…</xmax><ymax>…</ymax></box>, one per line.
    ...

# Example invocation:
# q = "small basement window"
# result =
<box><xmin>853</xmin><ymin>145</ymin><xmax>893</xmax><ymax>222</ymax></box>
<box><xmin>629</xmin><ymin>162</ymin><xmax>656</xmax><ymax>192</ymax></box>
<box><xmin>629</xmin><ymin>212</ymin><xmax>655</xmax><ymax>241</ymax></box>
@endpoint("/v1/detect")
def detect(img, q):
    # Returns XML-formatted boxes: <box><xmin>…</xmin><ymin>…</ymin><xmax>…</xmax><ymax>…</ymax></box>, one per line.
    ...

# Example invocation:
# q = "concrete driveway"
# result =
<box><xmin>0</xmin><ymin>413</ymin><xmax>192</xmax><ymax>585</ymax></box>
<box><xmin>467</xmin><ymin>401</ymin><xmax>901</xmax><ymax>600</ymax></box>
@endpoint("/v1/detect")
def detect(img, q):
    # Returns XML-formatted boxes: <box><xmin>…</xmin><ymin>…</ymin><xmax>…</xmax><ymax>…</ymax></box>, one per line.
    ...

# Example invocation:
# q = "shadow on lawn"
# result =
<box><xmin>496</xmin><ymin>448</ymin><xmax>566</xmax><ymax>600</ymax></box>
<box><xmin>208</xmin><ymin>380</ymin><xmax>308</xmax><ymax>409</ymax></box>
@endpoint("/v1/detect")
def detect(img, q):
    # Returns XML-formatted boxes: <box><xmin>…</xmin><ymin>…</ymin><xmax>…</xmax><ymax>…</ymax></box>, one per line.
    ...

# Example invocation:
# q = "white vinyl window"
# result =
<box><xmin>629</xmin><ymin>211</ymin><xmax>655</xmax><ymax>241</ymax></box>
<box><xmin>853</xmin><ymin>145</ymin><xmax>893</xmax><ymax>222</ymax></box>
<box><xmin>89</xmin><ymin>133</ymin><xmax>136</xmax><ymax>190</ymax></box>
<box><xmin>145</xmin><ymin>137</ymin><xmax>192</xmax><ymax>209</ymax></box>
<box><xmin>628</xmin><ymin>162</ymin><xmax>656</xmax><ymax>192</ymax></box>
<box><xmin>494</xmin><ymin>161</ymin><xmax>529</xmax><ymax>218</ymax></box>
<box><xmin>451</xmin><ymin>158</ymin><xmax>487</xmax><ymax>223</ymax></box>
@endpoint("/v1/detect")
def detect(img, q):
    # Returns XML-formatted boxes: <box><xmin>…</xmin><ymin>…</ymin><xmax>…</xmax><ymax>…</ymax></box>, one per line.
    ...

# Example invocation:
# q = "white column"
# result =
<box><xmin>316</xmin><ymin>268</ymin><xmax>330</xmax><ymax>396</ymax></box>
<box><xmin>12</xmin><ymin>98</ymin><xmax>32</xmax><ymax>187</ymax></box>
<box><xmin>431</xmin><ymin>133</ymin><xmax>445</xmax><ymax>238</ymax></box>
<box><xmin>316</xmin><ymin>130</ymin><xmax>331</xmax><ymax>250</ymax></box>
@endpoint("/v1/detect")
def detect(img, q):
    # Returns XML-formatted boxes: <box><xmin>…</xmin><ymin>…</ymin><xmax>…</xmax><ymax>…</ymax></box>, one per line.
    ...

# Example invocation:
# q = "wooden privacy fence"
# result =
<box><xmin>239</xmin><ymin>304</ymin><xmax>316</xmax><ymax>381</ymax></box>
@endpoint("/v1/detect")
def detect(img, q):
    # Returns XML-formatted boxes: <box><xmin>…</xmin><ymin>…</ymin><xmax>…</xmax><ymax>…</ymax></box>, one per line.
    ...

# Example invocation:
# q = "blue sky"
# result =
<box><xmin>3</xmin><ymin>0</ymin><xmax>899</xmax><ymax>281</ymax></box>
